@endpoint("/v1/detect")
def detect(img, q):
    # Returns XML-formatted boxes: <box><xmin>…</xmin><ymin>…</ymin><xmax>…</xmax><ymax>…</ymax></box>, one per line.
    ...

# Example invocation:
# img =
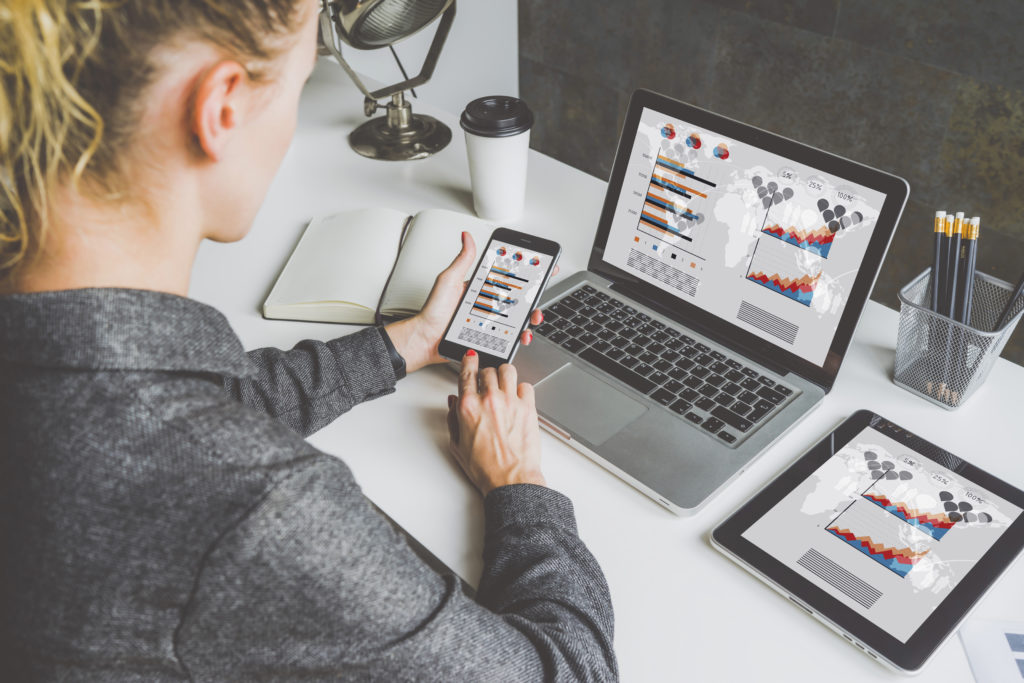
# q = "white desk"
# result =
<box><xmin>191</xmin><ymin>61</ymin><xmax>1024</xmax><ymax>682</ymax></box>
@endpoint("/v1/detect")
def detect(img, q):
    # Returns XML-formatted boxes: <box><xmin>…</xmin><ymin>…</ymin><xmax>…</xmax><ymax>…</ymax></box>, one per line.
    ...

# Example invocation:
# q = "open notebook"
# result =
<box><xmin>263</xmin><ymin>208</ymin><xmax>493</xmax><ymax>325</ymax></box>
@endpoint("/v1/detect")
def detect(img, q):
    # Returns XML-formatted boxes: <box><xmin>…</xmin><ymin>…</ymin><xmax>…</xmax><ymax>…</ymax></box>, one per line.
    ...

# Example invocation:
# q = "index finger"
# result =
<box><xmin>458</xmin><ymin>349</ymin><xmax>479</xmax><ymax>398</ymax></box>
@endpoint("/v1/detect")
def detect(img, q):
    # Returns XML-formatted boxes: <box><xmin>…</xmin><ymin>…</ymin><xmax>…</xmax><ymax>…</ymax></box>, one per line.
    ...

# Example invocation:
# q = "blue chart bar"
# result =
<box><xmin>651</xmin><ymin>177</ymin><xmax>692</xmax><ymax>199</ymax></box>
<box><xmin>639</xmin><ymin>215</ymin><xmax>693</xmax><ymax>242</ymax></box>
<box><xmin>490</xmin><ymin>266</ymin><xmax>529</xmax><ymax>283</ymax></box>
<box><xmin>645</xmin><ymin>195</ymin><xmax>699</xmax><ymax>221</ymax></box>
<box><xmin>472</xmin><ymin>302</ymin><xmax>508</xmax><ymax>317</ymax></box>
<box><xmin>479</xmin><ymin>291</ymin><xmax>514</xmax><ymax>304</ymax></box>
<box><xmin>655</xmin><ymin>156</ymin><xmax>716</xmax><ymax>187</ymax></box>
<box><xmin>484</xmin><ymin>278</ymin><xmax>512</xmax><ymax>290</ymax></box>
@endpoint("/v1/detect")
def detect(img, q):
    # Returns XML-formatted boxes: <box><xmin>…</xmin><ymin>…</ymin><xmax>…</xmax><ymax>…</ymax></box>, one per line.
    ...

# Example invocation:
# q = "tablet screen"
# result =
<box><xmin>742</xmin><ymin>424</ymin><xmax>1023</xmax><ymax>643</ymax></box>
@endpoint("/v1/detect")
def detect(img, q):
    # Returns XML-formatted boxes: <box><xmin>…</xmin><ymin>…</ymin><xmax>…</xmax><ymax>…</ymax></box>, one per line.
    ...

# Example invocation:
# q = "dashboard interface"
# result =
<box><xmin>603</xmin><ymin>107</ymin><xmax>889</xmax><ymax>367</ymax></box>
<box><xmin>444</xmin><ymin>238</ymin><xmax>554</xmax><ymax>358</ymax></box>
<box><xmin>743</xmin><ymin>425</ymin><xmax>1022</xmax><ymax>642</ymax></box>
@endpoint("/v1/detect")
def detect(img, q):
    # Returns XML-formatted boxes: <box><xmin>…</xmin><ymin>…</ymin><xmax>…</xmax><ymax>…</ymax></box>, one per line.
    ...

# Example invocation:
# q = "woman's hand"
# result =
<box><xmin>385</xmin><ymin>232</ymin><xmax>547</xmax><ymax>374</ymax></box>
<box><xmin>446</xmin><ymin>350</ymin><xmax>545</xmax><ymax>496</ymax></box>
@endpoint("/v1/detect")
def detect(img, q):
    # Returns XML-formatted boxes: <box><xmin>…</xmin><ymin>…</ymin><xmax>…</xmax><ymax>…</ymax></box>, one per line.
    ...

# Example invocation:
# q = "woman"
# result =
<box><xmin>0</xmin><ymin>1</ymin><xmax>616</xmax><ymax>680</ymax></box>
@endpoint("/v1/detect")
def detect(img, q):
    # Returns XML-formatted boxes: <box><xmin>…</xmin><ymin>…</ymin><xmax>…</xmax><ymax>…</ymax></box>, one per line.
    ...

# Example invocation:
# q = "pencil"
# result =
<box><xmin>958</xmin><ymin>217</ymin><xmax>979</xmax><ymax>325</ymax></box>
<box><xmin>937</xmin><ymin>213</ymin><xmax>953</xmax><ymax>313</ymax></box>
<box><xmin>946</xmin><ymin>212</ymin><xmax>963</xmax><ymax>318</ymax></box>
<box><xmin>932</xmin><ymin>211</ymin><xmax>945</xmax><ymax>312</ymax></box>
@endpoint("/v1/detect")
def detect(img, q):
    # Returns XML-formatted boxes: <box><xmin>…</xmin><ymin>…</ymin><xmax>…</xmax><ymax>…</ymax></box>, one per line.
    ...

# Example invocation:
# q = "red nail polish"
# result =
<box><xmin>466</xmin><ymin>349</ymin><xmax>476</xmax><ymax>357</ymax></box>
<box><xmin>537</xmin><ymin>312</ymin><xmax>544</xmax><ymax>323</ymax></box>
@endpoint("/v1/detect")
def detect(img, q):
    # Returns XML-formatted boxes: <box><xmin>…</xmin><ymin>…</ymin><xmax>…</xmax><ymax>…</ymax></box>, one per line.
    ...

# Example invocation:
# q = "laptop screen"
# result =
<box><xmin>601</xmin><ymin>106</ymin><xmax>891</xmax><ymax>368</ymax></box>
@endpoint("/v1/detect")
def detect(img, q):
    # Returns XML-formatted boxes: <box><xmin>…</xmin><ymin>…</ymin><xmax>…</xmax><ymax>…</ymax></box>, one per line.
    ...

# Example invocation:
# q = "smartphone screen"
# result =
<box><xmin>441</xmin><ymin>231</ymin><xmax>559</xmax><ymax>364</ymax></box>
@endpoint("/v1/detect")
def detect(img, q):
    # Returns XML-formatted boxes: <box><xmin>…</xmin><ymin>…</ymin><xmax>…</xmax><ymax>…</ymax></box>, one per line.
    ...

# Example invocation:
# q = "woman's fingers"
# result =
<box><xmin>446</xmin><ymin>394</ymin><xmax>460</xmax><ymax>445</ymax></box>
<box><xmin>479</xmin><ymin>364</ymin><xmax>500</xmax><ymax>396</ymax></box>
<box><xmin>519</xmin><ymin>328</ymin><xmax>534</xmax><ymax>346</ymax></box>
<box><xmin>529</xmin><ymin>308</ymin><xmax>544</xmax><ymax>326</ymax></box>
<box><xmin>498</xmin><ymin>363</ymin><xmax>518</xmax><ymax>395</ymax></box>
<box><xmin>458</xmin><ymin>349</ymin><xmax>478</xmax><ymax>398</ymax></box>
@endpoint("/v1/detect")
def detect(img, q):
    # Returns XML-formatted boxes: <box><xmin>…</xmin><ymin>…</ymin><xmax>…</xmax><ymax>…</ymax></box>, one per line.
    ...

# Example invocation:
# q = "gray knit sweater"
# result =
<box><xmin>0</xmin><ymin>288</ymin><xmax>616</xmax><ymax>681</ymax></box>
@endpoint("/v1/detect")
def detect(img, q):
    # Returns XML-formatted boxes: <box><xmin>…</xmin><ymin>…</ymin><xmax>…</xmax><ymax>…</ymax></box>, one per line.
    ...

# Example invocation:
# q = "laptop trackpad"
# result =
<box><xmin>536</xmin><ymin>365</ymin><xmax>647</xmax><ymax>446</ymax></box>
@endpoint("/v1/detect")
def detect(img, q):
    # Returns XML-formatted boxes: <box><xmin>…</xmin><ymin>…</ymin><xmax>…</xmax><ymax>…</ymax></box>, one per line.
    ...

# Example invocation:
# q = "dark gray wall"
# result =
<box><xmin>519</xmin><ymin>0</ymin><xmax>1024</xmax><ymax>364</ymax></box>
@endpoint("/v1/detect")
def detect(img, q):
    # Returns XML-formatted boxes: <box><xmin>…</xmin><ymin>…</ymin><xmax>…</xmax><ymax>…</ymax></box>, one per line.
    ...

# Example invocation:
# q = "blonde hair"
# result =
<box><xmin>0</xmin><ymin>0</ymin><xmax>304</xmax><ymax>281</ymax></box>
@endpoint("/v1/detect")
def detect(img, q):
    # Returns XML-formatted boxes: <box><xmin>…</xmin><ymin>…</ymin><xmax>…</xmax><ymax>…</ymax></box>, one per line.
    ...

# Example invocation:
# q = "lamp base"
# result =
<box><xmin>349</xmin><ymin>113</ymin><xmax>452</xmax><ymax>161</ymax></box>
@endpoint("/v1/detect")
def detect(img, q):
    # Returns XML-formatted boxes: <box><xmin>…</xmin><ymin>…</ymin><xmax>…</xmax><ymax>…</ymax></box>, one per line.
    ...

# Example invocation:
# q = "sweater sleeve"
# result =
<box><xmin>175</xmin><ymin>457</ymin><xmax>617</xmax><ymax>682</ymax></box>
<box><xmin>222</xmin><ymin>327</ymin><xmax>396</xmax><ymax>436</ymax></box>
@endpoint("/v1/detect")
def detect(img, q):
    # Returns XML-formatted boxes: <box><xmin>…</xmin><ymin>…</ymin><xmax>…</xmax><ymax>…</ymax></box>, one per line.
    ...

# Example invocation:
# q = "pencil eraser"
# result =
<box><xmin>935</xmin><ymin>210</ymin><xmax>946</xmax><ymax>218</ymax></box>
<box><xmin>955</xmin><ymin>211</ymin><xmax>965</xmax><ymax>219</ymax></box>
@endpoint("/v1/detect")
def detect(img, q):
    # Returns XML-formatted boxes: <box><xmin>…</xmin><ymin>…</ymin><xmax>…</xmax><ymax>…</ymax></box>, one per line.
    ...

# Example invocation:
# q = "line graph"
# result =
<box><xmin>762</xmin><ymin>223</ymin><xmax>837</xmax><ymax>258</ymax></box>
<box><xmin>862</xmin><ymin>493</ymin><xmax>957</xmax><ymax>541</ymax></box>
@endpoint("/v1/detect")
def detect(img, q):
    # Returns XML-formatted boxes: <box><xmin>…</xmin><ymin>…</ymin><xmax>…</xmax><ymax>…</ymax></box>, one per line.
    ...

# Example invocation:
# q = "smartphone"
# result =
<box><xmin>439</xmin><ymin>228</ymin><xmax>561</xmax><ymax>367</ymax></box>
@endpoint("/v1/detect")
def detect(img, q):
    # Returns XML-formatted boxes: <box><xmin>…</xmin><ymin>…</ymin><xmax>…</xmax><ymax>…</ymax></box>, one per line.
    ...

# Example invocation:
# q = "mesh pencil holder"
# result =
<box><xmin>893</xmin><ymin>268</ymin><xmax>1024</xmax><ymax>409</ymax></box>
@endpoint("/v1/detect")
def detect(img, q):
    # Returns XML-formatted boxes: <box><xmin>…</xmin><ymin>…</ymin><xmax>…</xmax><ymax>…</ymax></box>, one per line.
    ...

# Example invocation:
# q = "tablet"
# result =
<box><xmin>712</xmin><ymin>410</ymin><xmax>1024</xmax><ymax>673</ymax></box>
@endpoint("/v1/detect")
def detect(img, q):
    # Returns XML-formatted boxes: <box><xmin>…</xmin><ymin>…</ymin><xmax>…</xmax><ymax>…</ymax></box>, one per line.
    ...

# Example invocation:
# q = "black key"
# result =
<box><xmin>651</xmin><ymin>331</ymin><xmax>669</xmax><ymax>343</ymax></box>
<box><xmin>561</xmin><ymin>338</ymin><xmax>585</xmax><ymax>353</ymax></box>
<box><xmin>710</xmin><ymin>351</ymin><xmax>726</xmax><ymax>361</ymax></box>
<box><xmin>661</xmin><ymin>350</ymin><xmax>680</xmax><ymax>362</ymax></box>
<box><xmin>579</xmin><ymin>347</ymin><xmax>655</xmax><ymax>395</ymax></box>
<box><xmin>610</xmin><ymin>309</ymin><xmax>629</xmax><ymax>322</ymax></box>
<box><xmin>748</xmin><ymin>407</ymin><xmax>770</xmax><ymax>422</ymax></box>
<box><xmin>732</xmin><ymin>402</ymin><xmax>752</xmax><ymax>416</ymax></box>
<box><xmin>591</xmin><ymin>340</ymin><xmax>611</xmax><ymax>353</ymax></box>
<box><xmin>620</xmin><ymin>328</ymin><xmax>639</xmax><ymax>340</ymax></box>
<box><xmin>536</xmin><ymin>323</ymin><xmax>555</xmax><ymax>337</ymax></box>
<box><xmin>714</xmin><ymin>393</ymin><xmax>735</xmax><ymax>408</ymax></box>
<box><xmin>594</xmin><ymin>291</ymin><xmax>609</xmax><ymax>301</ymax></box>
<box><xmin>694</xmin><ymin>342</ymin><xmax>710</xmax><ymax>353</ymax></box>
<box><xmin>681</xmin><ymin>387</ymin><xmax>700</xmax><ymax>402</ymax></box>
<box><xmin>584</xmin><ymin>295</ymin><xmax>602</xmax><ymax>306</ymax></box>
<box><xmin>597</xmin><ymin>328</ymin><xmax>616</xmax><ymax>341</ymax></box>
<box><xmin>634</xmin><ymin>334</ymin><xmax>653</xmax><ymax>347</ymax></box>
<box><xmin>625</xmin><ymin>343</ymin><xmax>644</xmax><ymax>356</ymax></box>
<box><xmin>622</xmin><ymin>305</ymin><xmax>637</xmax><ymax>314</ymax></box>
<box><xmin>722</xmin><ymin>382</ymin><xmax>742</xmax><ymax>396</ymax></box>
<box><xmin>725</xmin><ymin>369</ymin><xmax>744</xmax><ymax>383</ymax></box>
<box><xmin>685</xmin><ymin>412</ymin><xmax>703</xmax><ymax>425</ymax></box>
<box><xmin>699</xmin><ymin>383</ymin><xmax>718</xmax><ymax>397</ymax></box>
<box><xmin>738</xmin><ymin>390</ymin><xmax>759</xmax><ymax>404</ymax></box>
<box><xmin>726</xmin><ymin>359</ymin><xmax>742</xmax><ymax>369</ymax></box>
<box><xmin>639</xmin><ymin>351</ymin><xmax>658</xmax><ymax>365</ymax></box>
<box><xmin>718</xmin><ymin>431</ymin><xmax>737</xmax><ymax>444</ymax></box>
<box><xmin>636</xmin><ymin>312</ymin><xmax>651</xmax><ymax>322</ymax></box>
<box><xmin>571</xmin><ymin>288</ymin><xmax>589</xmax><ymax>299</ymax></box>
<box><xmin>706</xmin><ymin>374</ymin><xmax>726</xmax><ymax>387</ymax></box>
<box><xmin>757</xmin><ymin>385</ymin><xmax>786</xmax><ymax>405</ymax></box>
<box><xmin>741</xmin><ymin>367</ymin><xmax>759</xmax><ymax>378</ymax></box>
<box><xmin>638</xmin><ymin>324</ymin><xmax>658</xmax><ymax>336</ymax></box>
<box><xmin>649</xmin><ymin>319</ymin><xmax>666</xmax><ymax>330</ymax></box>
<box><xmin>755</xmin><ymin>399</ymin><xmax>774</xmax><ymax>412</ymax></box>
<box><xmin>606</xmin><ymin>320</ymin><xmax>624</xmax><ymax>331</ymax></box>
<box><xmin>592</xmin><ymin>313</ymin><xmax>610</xmax><ymax>324</ymax></box>
<box><xmin>696</xmin><ymin>397</ymin><xmax>716</xmax><ymax>411</ymax></box>
<box><xmin>696</xmin><ymin>353</ymin><xmax>714</xmax><ymax>365</ymax></box>
<box><xmin>669</xmin><ymin>367</ymin><xmax>688</xmax><ymax>381</ymax></box>
<box><xmin>664</xmin><ymin>379</ymin><xmax>685</xmax><ymax>393</ymax></box>
<box><xmin>634</xmin><ymin>363</ymin><xmax>654</xmax><ymax>377</ymax></box>
<box><xmin>701</xmin><ymin>417</ymin><xmax>725</xmax><ymax>433</ymax></box>
<box><xmin>581</xmin><ymin>284</ymin><xmax>596</xmax><ymax>293</ymax></box>
<box><xmin>549</xmin><ymin>331</ymin><xmax>569</xmax><ymax>344</ymax></box>
<box><xmin>741</xmin><ymin>378</ymin><xmax>760</xmax><ymax>391</ymax></box>
<box><xmin>712</xmin><ymin>405</ymin><xmax>753</xmax><ymax>432</ymax></box>
<box><xmin>665</xmin><ymin>339</ymin><xmax>685</xmax><ymax>351</ymax></box>
<box><xmin>610</xmin><ymin>336</ymin><xmax>629</xmax><ymax>349</ymax></box>
<box><xmin>647</xmin><ymin>342</ymin><xmax>665</xmax><ymax>354</ymax></box>
<box><xmin>758</xmin><ymin>376</ymin><xmax>776</xmax><ymax>388</ymax></box>
<box><xmin>776</xmin><ymin>385</ymin><xmax>794</xmax><ymax>396</ymax></box>
<box><xmin>542</xmin><ymin>308</ymin><xmax>561</xmax><ymax>322</ymax></box>
<box><xmin>566</xmin><ymin>325</ymin><xmax>584</xmax><ymax>337</ymax></box>
<box><xmin>625</xmin><ymin>315</ymin><xmax>644</xmax><ymax>327</ymax></box>
<box><xmin>648</xmin><ymin>371</ymin><xmax>669</xmax><ymax>385</ymax></box>
<box><xmin>579</xmin><ymin>332</ymin><xmax>598</xmax><ymax>345</ymax></box>
<box><xmin>550</xmin><ymin>303</ymin><xmax>575</xmax><ymax>318</ymax></box>
<box><xmin>665</xmin><ymin>327</ymin><xmax>682</xmax><ymax>339</ymax></box>
<box><xmin>621</xmin><ymin>356</ymin><xmax>639</xmax><ymax>369</ymax></box>
<box><xmin>606</xmin><ymin>298</ymin><xmax>623</xmax><ymax>308</ymax></box>
<box><xmin>680</xmin><ymin>334</ymin><xmax>695</xmax><ymax>344</ymax></box>
<box><xmin>709</xmin><ymin>361</ymin><xmax>729</xmax><ymax>374</ymax></box>
<box><xmin>691</xmin><ymin>367</ymin><xmax>711</xmax><ymax>379</ymax></box>
<box><xmin>683</xmin><ymin>375</ymin><xmax>703</xmax><ymax>389</ymax></box>
<box><xmin>596</xmin><ymin>303</ymin><xmax>615</xmax><ymax>315</ymax></box>
<box><xmin>606</xmin><ymin>347</ymin><xmax>625</xmax><ymax>360</ymax></box>
<box><xmin>571</xmin><ymin>314</ymin><xmax>590</xmax><ymax>326</ymax></box>
<box><xmin>677</xmin><ymin>358</ymin><xmax>696</xmax><ymax>371</ymax></box>
<box><xmin>654</xmin><ymin>359</ymin><xmax>673</xmax><ymax>373</ymax></box>
<box><xmin>584</xmin><ymin>321</ymin><xmax>602</xmax><ymax>334</ymax></box>
<box><xmin>551</xmin><ymin>317</ymin><xmax>570</xmax><ymax>331</ymax></box>
<box><xmin>652</xmin><ymin>388</ymin><xmax>676</xmax><ymax>406</ymax></box>
<box><xmin>670</xmin><ymin>400</ymin><xmax>691</xmax><ymax>415</ymax></box>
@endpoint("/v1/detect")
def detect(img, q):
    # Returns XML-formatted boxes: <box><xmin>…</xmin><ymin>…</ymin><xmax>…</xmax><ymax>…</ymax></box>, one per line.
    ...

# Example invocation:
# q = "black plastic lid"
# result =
<box><xmin>460</xmin><ymin>96</ymin><xmax>534</xmax><ymax>138</ymax></box>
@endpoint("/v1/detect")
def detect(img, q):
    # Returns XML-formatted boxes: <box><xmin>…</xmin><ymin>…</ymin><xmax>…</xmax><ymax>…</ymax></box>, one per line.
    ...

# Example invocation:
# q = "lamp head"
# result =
<box><xmin>327</xmin><ymin>0</ymin><xmax>454</xmax><ymax>50</ymax></box>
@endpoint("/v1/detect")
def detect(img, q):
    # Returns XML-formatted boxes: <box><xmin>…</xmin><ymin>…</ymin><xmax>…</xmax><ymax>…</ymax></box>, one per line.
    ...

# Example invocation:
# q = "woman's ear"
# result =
<box><xmin>190</xmin><ymin>60</ymin><xmax>249</xmax><ymax>161</ymax></box>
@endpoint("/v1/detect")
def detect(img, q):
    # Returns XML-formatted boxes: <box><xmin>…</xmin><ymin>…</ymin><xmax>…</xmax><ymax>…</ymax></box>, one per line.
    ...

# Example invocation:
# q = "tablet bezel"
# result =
<box><xmin>587</xmin><ymin>90</ymin><xmax>910</xmax><ymax>392</ymax></box>
<box><xmin>712</xmin><ymin>410</ymin><xmax>1024</xmax><ymax>671</ymax></box>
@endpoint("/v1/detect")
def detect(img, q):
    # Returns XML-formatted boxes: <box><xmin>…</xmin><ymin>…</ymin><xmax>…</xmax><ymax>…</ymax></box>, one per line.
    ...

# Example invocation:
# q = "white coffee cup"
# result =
<box><xmin>460</xmin><ymin>96</ymin><xmax>534</xmax><ymax>223</ymax></box>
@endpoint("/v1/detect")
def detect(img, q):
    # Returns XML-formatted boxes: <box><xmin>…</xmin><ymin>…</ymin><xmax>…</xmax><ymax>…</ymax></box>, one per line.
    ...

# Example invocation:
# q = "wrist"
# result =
<box><xmin>383</xmin><ymin>317</ymin><xmax>433</xmax><ymax>374</ymax></box>
<box><xmin>376</xmin><ymin>325</ymin><xmax>407</xmax><ymax>380</ymax></box>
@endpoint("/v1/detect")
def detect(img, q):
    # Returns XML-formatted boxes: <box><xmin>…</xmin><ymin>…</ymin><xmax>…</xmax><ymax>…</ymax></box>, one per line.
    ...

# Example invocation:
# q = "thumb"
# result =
<box><xmin>440</xmin><ymin>231</ymin><xmax>476</xmax><ymax>283</ymax></box>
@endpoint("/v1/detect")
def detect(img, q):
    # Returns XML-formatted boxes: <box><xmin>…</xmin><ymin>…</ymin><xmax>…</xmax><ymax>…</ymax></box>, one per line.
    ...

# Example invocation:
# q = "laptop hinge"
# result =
<box><xmin>609</xmin><ymin>281</ymin><xmax>796</xmax><ymax>379</ymax></box>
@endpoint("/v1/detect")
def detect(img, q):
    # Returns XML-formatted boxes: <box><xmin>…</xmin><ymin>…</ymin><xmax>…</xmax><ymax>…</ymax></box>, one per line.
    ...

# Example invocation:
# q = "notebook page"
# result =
<box><xmin>381</xmin><ymin>209</ymin><xmax>494</xmax><ymax>316</ymax></box>
<box><xmin>265</xmin><ymin>208</ymin><xmax>408</xmax><ymax>311</ymax></box>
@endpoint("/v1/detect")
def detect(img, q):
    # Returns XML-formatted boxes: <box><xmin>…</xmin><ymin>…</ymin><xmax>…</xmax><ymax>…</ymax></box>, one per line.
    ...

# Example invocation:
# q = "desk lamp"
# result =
<box><xmin>318</xmin><ymin>0</ymin><xmax>456</xmax><ymax>160</ymax></box>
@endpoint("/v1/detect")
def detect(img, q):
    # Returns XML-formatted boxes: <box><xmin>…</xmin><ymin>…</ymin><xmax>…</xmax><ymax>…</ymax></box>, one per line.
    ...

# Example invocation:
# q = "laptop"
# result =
<box><xmin>515</xmin><ymin>89</ymin><xmax>909</xmax><ymax>515</ymax></box>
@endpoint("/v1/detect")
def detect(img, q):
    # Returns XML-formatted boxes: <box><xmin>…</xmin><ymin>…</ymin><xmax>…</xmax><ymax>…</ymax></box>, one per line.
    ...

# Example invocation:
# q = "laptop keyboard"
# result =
<box><xmin>535</xmin><ymin>284</ymin><xmax>796</xmax><ymax>446</ymax></box>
